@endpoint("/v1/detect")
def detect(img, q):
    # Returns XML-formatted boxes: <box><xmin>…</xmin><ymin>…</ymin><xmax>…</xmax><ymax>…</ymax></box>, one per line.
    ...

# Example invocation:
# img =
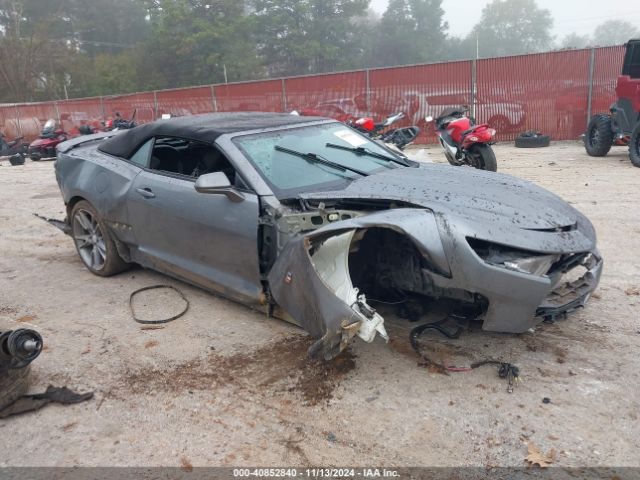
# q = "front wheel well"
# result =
<box><xmin>347</xmin><ymin>227</ymin><xmax>486</xmax><ymax>321</ymax></box>
<box><xmin>66</xmin><ymin>196</ymin><xmax>87</xmax><ymax>220</ymax></box>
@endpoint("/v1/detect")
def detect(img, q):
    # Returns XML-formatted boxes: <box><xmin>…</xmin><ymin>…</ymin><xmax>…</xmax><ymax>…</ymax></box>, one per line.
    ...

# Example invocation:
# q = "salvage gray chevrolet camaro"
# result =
<box><xmin>55</xmin><ymin>113</ymin><xmax>603</xmax><ymax>359</ymax></box>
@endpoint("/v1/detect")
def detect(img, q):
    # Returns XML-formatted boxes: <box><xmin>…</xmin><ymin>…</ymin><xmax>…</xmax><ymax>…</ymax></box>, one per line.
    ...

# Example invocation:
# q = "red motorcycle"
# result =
<box><xmin>28</xmin><ymin>119</ymin><xmax>69</xmax><ymax>161</ymax></box>
<box><xmin>427</xmin><ymin>107</ymin><xmax>497</xmax><ymax>171</ymax></box>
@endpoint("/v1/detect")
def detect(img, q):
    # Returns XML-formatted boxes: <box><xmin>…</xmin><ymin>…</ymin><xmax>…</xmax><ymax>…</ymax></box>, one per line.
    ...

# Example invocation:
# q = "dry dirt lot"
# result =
<box><xmin>0</xmin><ymin>141</ymin><xmax>639</xmax><ymax>468</ymax></box>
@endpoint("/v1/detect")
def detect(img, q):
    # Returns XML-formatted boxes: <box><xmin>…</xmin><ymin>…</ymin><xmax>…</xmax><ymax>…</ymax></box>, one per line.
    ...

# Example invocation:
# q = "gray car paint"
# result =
<box><xmin>293</xmin><ymin>165</ymin><xmax>602</xmax><ymax>335</ymax></box>
<box><xmin>55</xmin><ymin>118</ymin><xmax>603</xmax><ymax>360</ymax></box>
<box><xmin>127</xmin><ymin>170</ymin><xmax>263</xmax><ymax>304</ymax></box>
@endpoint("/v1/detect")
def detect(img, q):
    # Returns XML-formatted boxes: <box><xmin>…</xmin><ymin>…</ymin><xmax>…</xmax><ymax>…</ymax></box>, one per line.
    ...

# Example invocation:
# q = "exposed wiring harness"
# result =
<box><xmin>409</xmin><ymin>317</ymin><xmax>521</xmax><ymax>392</ymax></box>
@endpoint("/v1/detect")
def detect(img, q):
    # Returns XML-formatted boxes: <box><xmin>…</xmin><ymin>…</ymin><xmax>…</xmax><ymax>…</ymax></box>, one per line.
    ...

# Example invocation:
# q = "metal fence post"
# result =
<box><xmin>210</xmin><ymin>85</ymin><xmax>218</xmax><ymax>112</ymax></box>
<box><xmin>281</xmin><ymin>78</ymin><xmax>287</xmax><ymax>112</ymax></box>
<box><xmin>153</xmin><ymin>91</ymin><xmax>158</xmax><ymax>119</ymax></box>
<box><xmin>14</xmin><ymin>104</ymin><xmax>22</xmax><ymax>137</ymax></box>
<box><xmin>586</xmin><ymin>48</ymin><xmax>596</xmax><ymax>127</ymax></box>
<box><xmin>365</xmin><ymin>69</ymin><xmax>371</xmax><ymax>117</ymax></box>
<box><xmin>470</xmin><ymin>59</ymin><xmax>477</xmax><ymax>120</ymax></box>
<box><xmin>54</xmin><ymin>101</ymin><xmax>61</xmax><ymax>124</ymax></box>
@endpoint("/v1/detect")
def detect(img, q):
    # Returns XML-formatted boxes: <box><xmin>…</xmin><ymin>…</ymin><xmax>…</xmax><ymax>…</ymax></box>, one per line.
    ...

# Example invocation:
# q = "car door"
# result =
<box><xmin>126</xmin><ymin>138</ymin><xmax>263</xmax><ymax>305</ymax></box>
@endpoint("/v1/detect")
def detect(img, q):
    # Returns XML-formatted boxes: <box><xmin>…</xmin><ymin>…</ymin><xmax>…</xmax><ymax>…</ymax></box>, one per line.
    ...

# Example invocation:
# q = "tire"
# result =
<box><xmin>629</xmin><ymin>123</ymin><xmax>640</xmax><ymax>168</ymax></box>
<box><xmin>70</xmin><ymin>200</ymin><xmax>129</xmax><ymax>277</ymax></box>
<box><xmin>515</xmin><ymin>134</ymin><xmax>551</xmax><ymax>148</ymax></box>
<box><xmin>9</xmin><ymin>154</ymin><xmax>25</xmax><ymax>166</ymax></box>
<box><xmin>584</xmin><ymin>114</ymin><xmax>613</xmax><ymax>156</ymax></box>
<box><xmin>0</xmin><ymin>366</ymin><xmax>30</xmax><ymax>411</ymax></box>
<box><xmin>467</xmin><ymin>144</ymin><xmax>497</xmax><ymax>171</ymax></box>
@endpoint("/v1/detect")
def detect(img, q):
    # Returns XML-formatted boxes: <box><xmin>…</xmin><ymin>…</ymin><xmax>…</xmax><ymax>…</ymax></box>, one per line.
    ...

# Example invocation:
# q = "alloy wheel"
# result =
<box><xmin>73</xmin><ymin>209</ymin><xmax>107</xmax><ymax>271</ymax></box>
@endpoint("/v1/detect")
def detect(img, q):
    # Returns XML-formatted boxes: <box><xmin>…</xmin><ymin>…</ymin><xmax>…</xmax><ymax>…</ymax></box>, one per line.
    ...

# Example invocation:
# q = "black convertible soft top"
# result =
<box><xmin>98</xmin><ymin>112</ymin><xmax>325</xmax><ymax>159</ymax></box>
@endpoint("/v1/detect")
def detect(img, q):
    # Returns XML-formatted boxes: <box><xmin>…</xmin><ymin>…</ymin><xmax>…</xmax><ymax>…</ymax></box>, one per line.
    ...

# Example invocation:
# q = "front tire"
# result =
<box><xmin>584</xmin><ymin>114</ymin><xmax>613</xmax><ymax>157</ymax></box>
<box><xmin>467</xmin><ymin>144</ymin><xmax>497</xmax><ymax>171</ymax></box>
<box><xmin>629</xmin><ymin>123</ymin><xmax>640</xmax><ymax>168</ymax></box>
<box><xmin>70</xmin><ymin>200</ymin><xmax>129</xmax><ymax>277</ymax></box>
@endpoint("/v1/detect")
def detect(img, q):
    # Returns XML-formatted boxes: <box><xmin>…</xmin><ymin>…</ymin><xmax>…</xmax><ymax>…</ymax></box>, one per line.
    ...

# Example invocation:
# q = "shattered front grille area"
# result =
<box><xmin>536</xmin><ymin>253</ymin><xmax>602</xmax><ymax>321</ymax></box>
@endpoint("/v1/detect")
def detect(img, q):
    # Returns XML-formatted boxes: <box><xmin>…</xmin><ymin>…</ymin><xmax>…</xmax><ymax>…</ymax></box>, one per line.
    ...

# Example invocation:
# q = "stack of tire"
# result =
<box><xmin>0</xmin><ymin>329</ymin><xmax>43</xmax><ymax>411</ymax></box>
<box><xmin>515</xmin><ymin>131</ymin><xmax>551</xmax><ymax>148</ymax></box>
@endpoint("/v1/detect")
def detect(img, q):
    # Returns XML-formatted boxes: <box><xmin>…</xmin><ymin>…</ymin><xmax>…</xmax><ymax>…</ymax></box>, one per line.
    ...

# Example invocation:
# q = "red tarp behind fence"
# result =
<box><xmin>370</xmin><ymin>60</ymin><xmax>473</xmax><ymax>142</ymax></box>
<box><xmin>156</xmin><ymin>86</ymin><xmax>215</xmax><ymax>117</ymax></box>
<box><xmin>477</xmin><ymin>49</ymin><xmax>592</xmax><ymax>141</ymax></box>
<box><xmin>215</xmin><ymin>79</ymin><xmax>283</xmax><ymax>112</ymax></box>
<box><xmin>56</xmin><ymin>97</ymin><xmax>105</xmax><ymax>135</ymax></box>
<box><xmin>285</xmin><ymin>71</ymin><xmax>367</xmax><ymax>119</ymax></box>
<box><xmin>0</xmin><ymin>45</ymin><xmax>626</xmax><ymax>143</ymax></box>
<box><xmin>592</xmin><ymin>45</ymin><xmax>626</xmax><ymax>114</ymax></box>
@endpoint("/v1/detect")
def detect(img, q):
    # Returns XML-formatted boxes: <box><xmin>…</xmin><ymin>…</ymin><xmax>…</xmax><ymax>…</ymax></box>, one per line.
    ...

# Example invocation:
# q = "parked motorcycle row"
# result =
<box><xmin>335</xmin><ymin>105</ymin><xmax>497</xmax><ymax>171</ymax></box>
<box><xmin>0</xmin><ymin>111</ymin><xmax>138</xmax><ymax>163</ymax></box>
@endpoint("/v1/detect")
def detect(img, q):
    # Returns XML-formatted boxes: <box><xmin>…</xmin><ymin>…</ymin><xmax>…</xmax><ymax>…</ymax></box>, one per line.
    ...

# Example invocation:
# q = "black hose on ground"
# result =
<box><xmin>129</xmin><ymin>284</ymin><xmax>190</xmax><ymax>324</ymax></box>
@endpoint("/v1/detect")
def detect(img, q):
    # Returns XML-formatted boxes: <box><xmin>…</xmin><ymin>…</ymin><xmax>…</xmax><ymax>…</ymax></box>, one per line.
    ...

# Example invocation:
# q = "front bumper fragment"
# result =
<box><xmin>536</xmin><ymin>251</ymin><xmax>603</xmax><ymax>321</ymax></box>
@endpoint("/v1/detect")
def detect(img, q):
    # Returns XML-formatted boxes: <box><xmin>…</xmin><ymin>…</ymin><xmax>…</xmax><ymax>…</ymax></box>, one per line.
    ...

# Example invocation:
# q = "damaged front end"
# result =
<box><xmin>265</xmin><ymin>200</ymin><xmax>603</xmax><ymax>360</ymax></box>
<box><xmin>267</xmin><ymin>208</ymin><xmax>449</xmax><ymax>360</ymax></box>
<box><xmin>268</xmin><ymin>230</ymin><xmax>387</xmax><ymax>360</ymax></box>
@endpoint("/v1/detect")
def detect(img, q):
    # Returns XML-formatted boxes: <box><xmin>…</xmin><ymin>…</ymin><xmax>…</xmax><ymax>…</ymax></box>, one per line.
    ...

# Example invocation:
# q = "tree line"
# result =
<box><xmin>0</xmin><ymin>0</ymin><xmax>637</xmax><ymax>103</ymax></box>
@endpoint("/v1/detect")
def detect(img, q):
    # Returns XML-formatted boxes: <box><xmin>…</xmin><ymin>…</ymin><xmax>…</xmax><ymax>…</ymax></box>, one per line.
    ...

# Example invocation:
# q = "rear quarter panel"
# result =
<box><xmin>56</xmin><ymin>144</ymin><xmax>141</xmax><ymax>244</ymax></box>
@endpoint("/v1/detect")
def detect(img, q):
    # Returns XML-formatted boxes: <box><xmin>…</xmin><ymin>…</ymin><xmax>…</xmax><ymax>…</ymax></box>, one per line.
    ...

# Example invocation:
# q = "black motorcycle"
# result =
<box><xmin>350</xmin><ymin>112</ymin><xmax>421</xmax><ymax>152</ymax></box>
<box><xmin>0</xmin><ymin>133</ymin><xmax>28</xmax><ymax>165</ymax></box>
<box><xmin>104</xmin><ymin>110</ymin><xmax>138</xmax><ymax>131</ymax></box>
<box><xmin>0</xmin><ymin>133</ymin><xmax>28</xmax><ymax>156</ymax></box>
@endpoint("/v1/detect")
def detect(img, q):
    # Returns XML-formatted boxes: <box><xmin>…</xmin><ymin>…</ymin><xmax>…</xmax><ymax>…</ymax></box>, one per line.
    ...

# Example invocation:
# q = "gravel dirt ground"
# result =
<box><xmin>0</xmin><ymin>141</ymin><xmax>638</xmax><ymax>468</ymax></box>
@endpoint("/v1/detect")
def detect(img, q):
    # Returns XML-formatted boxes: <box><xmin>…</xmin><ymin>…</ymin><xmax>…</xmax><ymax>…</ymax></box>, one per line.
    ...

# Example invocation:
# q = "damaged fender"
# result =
<box><xmin>268</xmin><ymin>208</ymin><xmax>448</xmax><ymax>360</ymax></box>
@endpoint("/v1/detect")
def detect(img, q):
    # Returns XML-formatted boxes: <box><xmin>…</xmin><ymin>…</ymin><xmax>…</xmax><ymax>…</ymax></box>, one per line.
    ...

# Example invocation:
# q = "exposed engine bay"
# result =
<box><xmin>265</xmin><ymin>198</ymin><xmax>601</xmax><ymax>360</ymax></box>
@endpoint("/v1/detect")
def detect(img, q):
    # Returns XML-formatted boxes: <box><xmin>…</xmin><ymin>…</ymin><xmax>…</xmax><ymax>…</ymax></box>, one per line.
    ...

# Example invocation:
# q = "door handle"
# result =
<box><xmin>136</xmin><ymin>187</ymin><xmax>155</xmax><ymax>199</ymax></box>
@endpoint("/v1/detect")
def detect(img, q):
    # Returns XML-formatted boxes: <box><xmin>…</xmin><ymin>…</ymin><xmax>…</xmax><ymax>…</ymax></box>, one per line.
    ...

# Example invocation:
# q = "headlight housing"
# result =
<box><xmin>502</xmin><ymin>255</ymin><xmax>559</xmax><ymax>276</ymax></box>
<box><xmin>468</xmin><ymin>238</ymin><xmax>559</xmax><ymax>277</ymax></box>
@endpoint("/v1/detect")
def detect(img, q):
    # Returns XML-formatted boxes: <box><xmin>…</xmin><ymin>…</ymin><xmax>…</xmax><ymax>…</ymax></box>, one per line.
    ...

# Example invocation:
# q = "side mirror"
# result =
<box><xmin>194</xmin><ymin>172</ymin><xmax>244</xmax><ymax>203</ymax></box>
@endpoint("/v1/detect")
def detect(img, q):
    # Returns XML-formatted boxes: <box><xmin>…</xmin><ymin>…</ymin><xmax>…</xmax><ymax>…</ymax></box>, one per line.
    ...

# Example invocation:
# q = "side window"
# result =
<box><xmin>630</xmin><ymin>45</ymin><xmax>640</xmax><ymax>79</ymax></box>
<box><xmin>187</xmin><ymin>144</ymin><xmax>238</xmax><ymax>185</ymax></box>
<box><xmin>147</xmin><ymin>136</ymin><xmax>247</xmax><ymax>188</ymax></box>
<box><xmin>129</xmin><ymin>138</ymin><xmax>153</xmax><ymax>167</ymax></box>
<box><xmin>623</xmin><ymin>43</ymin><xmax>640</xmax><ymax>79</ymax></box>
<box><xmin>148</xmin><ymin>137</ymin><xmax>188</xmax><ymax>175</ymax></box>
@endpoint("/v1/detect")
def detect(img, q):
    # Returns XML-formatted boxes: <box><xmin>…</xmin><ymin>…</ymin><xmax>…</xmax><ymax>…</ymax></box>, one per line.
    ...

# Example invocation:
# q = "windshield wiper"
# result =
<box><xmin>325</xmin><ymin>142</ymin><xmax>410</xmax><ymax>167</ymax></box>
<box><xmin>274</xmin><ymin>145</ymin><xmax>369</xmax><ymax>177</ymax></box>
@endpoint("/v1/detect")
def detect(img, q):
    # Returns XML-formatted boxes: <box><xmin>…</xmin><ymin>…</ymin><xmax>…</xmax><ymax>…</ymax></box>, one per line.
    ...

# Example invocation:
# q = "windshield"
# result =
<box><xmin>233</xmin><ymin>122</ymin><xmax>402</xmax><ymax>198</ymax></box>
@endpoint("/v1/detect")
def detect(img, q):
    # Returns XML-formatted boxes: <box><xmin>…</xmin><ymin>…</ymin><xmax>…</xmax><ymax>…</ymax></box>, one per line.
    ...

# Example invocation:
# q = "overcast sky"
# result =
<box><xmin>370</xmin><ymin>0</ymin><xmax>640</xmax><ymax>40</ymax></box>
